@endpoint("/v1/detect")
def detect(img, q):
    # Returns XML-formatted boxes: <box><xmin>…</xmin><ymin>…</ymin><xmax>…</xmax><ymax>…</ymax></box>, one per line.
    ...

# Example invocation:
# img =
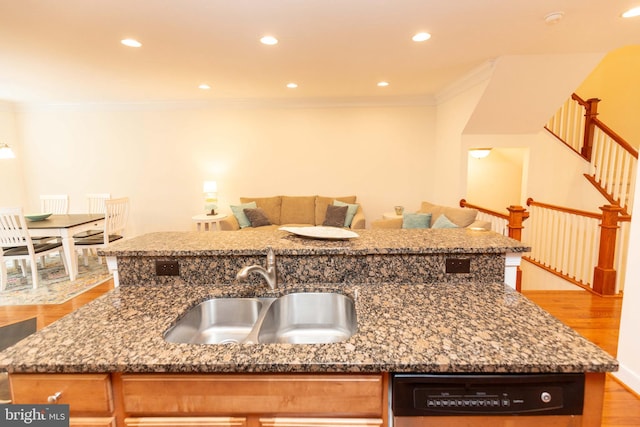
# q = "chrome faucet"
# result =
<box><xmin>236</xmin><ymin>247</ymin><xmax>277</xmax><ymax>289</ymax></box>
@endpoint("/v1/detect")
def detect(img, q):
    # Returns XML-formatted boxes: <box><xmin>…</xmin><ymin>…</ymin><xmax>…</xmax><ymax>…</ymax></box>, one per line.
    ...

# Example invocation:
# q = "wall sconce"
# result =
<box><xmin>0</xmin><ymin>142</ymin><xmax>16</xmax><ymax>159</ymax></box>
<box><xmin>203</xmin><ymin>181</ymin><xmax>218</xmax><ymax>215</ymax></box>
<box><xmin>469</xmin><ymin>148</ymin><xmax>492</xmax><ymax>159</ymax></box>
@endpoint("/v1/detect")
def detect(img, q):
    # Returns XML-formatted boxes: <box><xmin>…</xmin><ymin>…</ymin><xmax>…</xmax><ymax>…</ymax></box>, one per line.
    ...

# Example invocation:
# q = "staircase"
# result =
<box><xmin>462</xmin><ymin>93</ymin><xmax>636</xmax><ymax>295</ymax></box>
<box><xmin>545</xmin><ymin>94</ymin><xmax>638</xmax><ymax>215</ymax></box>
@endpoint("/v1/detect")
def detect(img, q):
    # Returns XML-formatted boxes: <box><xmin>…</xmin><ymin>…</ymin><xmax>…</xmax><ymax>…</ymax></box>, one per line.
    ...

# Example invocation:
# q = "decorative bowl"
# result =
<box><xmin>24</xmin><ymin>213</ymin><xmax>53</xmax><ymax>221</ymax></box>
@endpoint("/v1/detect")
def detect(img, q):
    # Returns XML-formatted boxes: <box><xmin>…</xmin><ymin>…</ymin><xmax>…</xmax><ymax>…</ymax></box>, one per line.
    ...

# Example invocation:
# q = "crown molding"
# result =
<box><xmin>435</xmin><ymin>59</ymin><xmax>496</xmax><ymax>104</ymax></box>
<box><xmin>12</xmin><ymin>94</ymin><xmax>437</xmax><ymax>113</ymax></box>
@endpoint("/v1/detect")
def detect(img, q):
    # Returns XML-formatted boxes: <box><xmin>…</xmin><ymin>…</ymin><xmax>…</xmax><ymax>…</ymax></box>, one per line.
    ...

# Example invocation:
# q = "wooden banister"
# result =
<box><xmin>526</xmin><ymin>197</ymin><xmax>602</xmax><ymax>219</ymax></box>
<box><xmin>459</xmin><ymin>199</ymin><xmax>509</xmax><ymax>219</ymax></box>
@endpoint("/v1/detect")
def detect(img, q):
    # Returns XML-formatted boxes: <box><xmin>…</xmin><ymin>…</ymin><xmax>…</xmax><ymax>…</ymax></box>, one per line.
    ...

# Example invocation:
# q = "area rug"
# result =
<box><xmin>0</xmin><ymin>255</ymin><xmax>112</xmax><ymax>306</ymax></box>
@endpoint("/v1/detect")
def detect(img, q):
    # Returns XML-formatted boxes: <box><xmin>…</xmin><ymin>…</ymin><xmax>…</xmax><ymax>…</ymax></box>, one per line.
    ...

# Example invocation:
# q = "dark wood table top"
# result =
<box><xmin>25</xmin><ymin>214</ymin><xmax>105</xmax><ymax>229</ymax></box>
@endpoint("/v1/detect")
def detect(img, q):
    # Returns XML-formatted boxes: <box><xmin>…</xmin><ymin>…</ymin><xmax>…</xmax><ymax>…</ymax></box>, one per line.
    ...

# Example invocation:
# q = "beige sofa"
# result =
<box><xmin>220</xmin><ymin>195</ymin><xmax>365</xmax><ymax>231</ymax></box>
<box><xmin>371</xmin><ymin>201</ymin><xmax>490</xmax><ymax>230</ymax></box>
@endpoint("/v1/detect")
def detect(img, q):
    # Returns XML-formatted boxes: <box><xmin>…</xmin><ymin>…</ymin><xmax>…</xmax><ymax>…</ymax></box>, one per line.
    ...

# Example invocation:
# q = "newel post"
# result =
<box><xmin>592</xmin><ymin>204</ymin><xmax>622</xmax><ymax>296</ymax></box>
<box><xmin>506</xmin><ymin>205</ymin><xmax>529</xmax><ymax>241</ymax></box>
<box><xmin>507</xmin><ymin>205</ymin><xmax>529</xmax><ymax>292</ymax></box>
<box><xmin>581</xmin><ymin>97</ymin><xmax>600</xmax><ymax>161</ymax></box>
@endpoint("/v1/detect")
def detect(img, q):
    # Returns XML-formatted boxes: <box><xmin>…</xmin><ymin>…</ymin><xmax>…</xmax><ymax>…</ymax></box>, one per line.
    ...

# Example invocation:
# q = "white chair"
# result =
<box><xmin>74</xmin><ymin>193</ymin><xmax>112</xmax><ymax>240</ymax></box>
<box><xmin>0</xmin><ymin>207</ymin><xmax>68</xmax><ymax>291</ymax></box>
<box><xmin>87</xmin><ymin>193</ymin><xmax>111</xmax><ymax>214</ymax></box>
<box><xmin>39</xmin><ymin>194</ymin><xmax>69</xmax><ymax>214</ymax></box>
<box><xmin>75</xmin><ymin>197</ymin><xmax>129</xmax><ymax>266</ymax></box>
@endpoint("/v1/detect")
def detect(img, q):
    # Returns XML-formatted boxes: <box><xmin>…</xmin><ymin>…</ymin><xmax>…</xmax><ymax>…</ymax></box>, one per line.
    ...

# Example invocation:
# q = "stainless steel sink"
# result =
<box><xmin>257</xmin><ymin>293</ymin><xmax>357</xmax><ymax>344</ymax></box>
<box><xmin>164</xmin><ymin>292</ymin><xmax>356</xmax><ymax>345</ymax></box>
<box><xmin>164</xmin><ymin>297</ymin><xmax>271</xmax><ymax>344</ymax></box>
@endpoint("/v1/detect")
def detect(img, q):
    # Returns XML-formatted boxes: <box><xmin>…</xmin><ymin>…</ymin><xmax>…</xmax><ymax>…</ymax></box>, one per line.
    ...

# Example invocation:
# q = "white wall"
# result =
<box><xmin>0</xmin><ymin>102</ymin><xmax>26</xmax><ymax>207</ymax></box>
<box><xmin>14</xmin><ymin>104</ymin><xmax>436</xmax><ymax>235</ymax></box>
<box><xmin>615</xmin><ymin>164</ymin><xmax>640</xmax><ymax>393</ymax></box>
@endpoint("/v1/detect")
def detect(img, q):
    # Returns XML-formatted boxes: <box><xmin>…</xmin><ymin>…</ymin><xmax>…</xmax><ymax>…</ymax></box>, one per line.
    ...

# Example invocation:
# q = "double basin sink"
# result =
<box><xmin>164</xmin><ymin>292</ymin><xmax>357</xmax><ymax>345</ymax></box>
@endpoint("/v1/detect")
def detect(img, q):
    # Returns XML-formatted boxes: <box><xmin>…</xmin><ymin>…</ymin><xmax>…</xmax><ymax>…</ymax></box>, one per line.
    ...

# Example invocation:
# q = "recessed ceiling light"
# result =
<box><xmin>199</xmin><ymin>84</ymin><xmax>211</xmax><ymax>90</ymax></box>
<box><xmin>260</xmin><ymin>35</ymin><xmax>278</xmax><ymax>45</ymax></box>
<box><xmin>412</xmin><ymin>32</ymin><xmax>431</xmax><ymax>42</ymax></box>
<box><xmin>286</xmin><ymin>83</ymin><xmax>298</xmax><ymax>89</ymax></box>
<box><xmin>377</xmin><ymin>81</ymin><xmax>389</xmax><ymax>87</ymax></box>
<box><xmin>121</xmin><ymin>38</ymin><xmax>142</xmax><ymax>48</ymax></box>
<box><xmin>544</xmin><ymin>11</ymin><xmax>564</xmax><ymax>24</ymax></box>
<box><xmin>622</xmin><ymin>7</ymin><xmax>640</xmax><ymax>18</ymax></box>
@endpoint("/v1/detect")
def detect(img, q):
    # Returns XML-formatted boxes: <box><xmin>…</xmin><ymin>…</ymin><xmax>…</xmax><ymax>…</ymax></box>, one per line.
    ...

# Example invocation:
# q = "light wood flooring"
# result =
<box><xmin>0</xmin><ymin>281</ymin><xmax>638</xmax><ymax>426</ymax></box>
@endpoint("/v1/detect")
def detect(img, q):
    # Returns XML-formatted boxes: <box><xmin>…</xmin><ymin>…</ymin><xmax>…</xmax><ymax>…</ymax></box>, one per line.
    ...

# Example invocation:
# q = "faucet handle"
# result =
<box><xmin>266</xmin><ymin>246</ymin><xmax>275</xmax><ymax>264</ymax></box>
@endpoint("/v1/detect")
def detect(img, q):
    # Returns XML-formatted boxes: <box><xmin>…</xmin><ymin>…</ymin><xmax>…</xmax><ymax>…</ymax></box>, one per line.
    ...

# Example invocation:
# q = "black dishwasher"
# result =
<box><xmin>392</xmin><ymin>373</ymin><xmax>585</xmax><ymax>426</ymax></box>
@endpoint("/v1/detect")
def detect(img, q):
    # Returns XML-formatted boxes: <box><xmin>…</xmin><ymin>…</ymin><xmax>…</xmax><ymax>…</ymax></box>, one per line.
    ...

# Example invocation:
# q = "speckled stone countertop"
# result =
<box><xmin>100</xmin><ymin>228</ymin><xmax>531</xmax><ymax>257</ymax></box>
<box><xmin>0</xmin><ymin>281</ymin><xmax>616</xmax><ymax>374</ymax></box>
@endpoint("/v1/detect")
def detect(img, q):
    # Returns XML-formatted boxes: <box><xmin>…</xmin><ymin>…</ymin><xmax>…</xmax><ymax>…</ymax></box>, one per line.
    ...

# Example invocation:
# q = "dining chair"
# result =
<box><xmin>0</xmin><ymin>207</ymin><xmax>68</xmax><ymax>291</ymax></box>
<box><xmin>75</xmin><ymin>197</ymin><xmax>129</xmax><ymax>266</ymax></box>
<box><xmin>34</xmin><ymin>194</ymin><xmax>70</xmax><ymax>259</ymax></box>
<box><xmin>73</xmin><ymin>193</ymin><xmax>112</xmax><ymax>240</ymax></box>
<box><xmin>87</xmin><ymin>193</ymin><xmax>111</xmax><ymax>214</ymax></box>
<box><xmin>39</xmin><ymin>194</ymin><xmax>69</xmax><ymax>214</ymax></box>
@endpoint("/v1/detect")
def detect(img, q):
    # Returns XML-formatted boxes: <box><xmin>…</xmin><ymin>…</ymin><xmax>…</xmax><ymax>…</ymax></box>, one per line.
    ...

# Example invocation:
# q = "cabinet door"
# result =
<box><xmin>125</xmin><ymin>417</ymin><xmax>246</xmax><ymax>427</ymax></box>
<box><xmin>259</xmin><ymin>417</ymin><xmax>383</xmax><ymax>427</ymax></box>
<box><xmin>10</xmin><ymin>374</ymin><xmax>113</xmax><ymax>415</ymax></box>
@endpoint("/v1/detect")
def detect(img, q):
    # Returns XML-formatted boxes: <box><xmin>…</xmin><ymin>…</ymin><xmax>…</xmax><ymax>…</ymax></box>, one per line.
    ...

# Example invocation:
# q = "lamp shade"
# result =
<box><xmin>469</xmin><ymin>148</ymin><xmax>491</xmax><ymax>159</ymax></box>
<box><xmin>203</xmin><ymin>181</ymin><xmax>217</xmax><ymax>193</ymax></box>
<box><xmin>0</xmin><ymin>143</ymin><xmax>16</xmax><ymax>159</ymax></box>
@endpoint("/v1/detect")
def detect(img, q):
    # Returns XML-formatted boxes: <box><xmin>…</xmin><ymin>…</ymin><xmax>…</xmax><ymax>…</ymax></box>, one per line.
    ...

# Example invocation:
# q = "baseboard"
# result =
<box><xmin>612</xmin><ymin>362</ymin><xmax>640</xmax><ymax>396</ymax></box>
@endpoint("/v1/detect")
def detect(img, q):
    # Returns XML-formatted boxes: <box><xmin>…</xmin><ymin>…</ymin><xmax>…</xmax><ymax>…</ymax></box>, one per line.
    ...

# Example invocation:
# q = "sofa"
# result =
<box><xmin>219</xmin><ymin>195</ymin><xmax>366</xmax><ymax>231</ymax></box>
<box><xmin>371</xmin><ymin>200</ymin><xmax>490</xmax><ymax>230</ymax></box>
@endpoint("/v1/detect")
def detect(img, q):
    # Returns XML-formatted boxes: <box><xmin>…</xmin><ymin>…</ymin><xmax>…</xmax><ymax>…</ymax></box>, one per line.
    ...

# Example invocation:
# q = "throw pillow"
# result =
<box><xmin>230</xmin><ymin>201</ymin><xmax>257</xmax><ymax>228</ymax></box>
<box><xmin>333</xmin><ymin>200</ymin><xmax>359</xmax><ymax>227</ymax></box>
<box><xmin>402</xmin><ymin>213</ymin><xmax>432</xmax><ymax>229</ymax></box>
<box><xmin>323</xmin><ymin>205</ymin><xmax>348</xmax><ymax>227</ymax></box>
<box><xmin>432</xmin><ymin>214</ymin><xmax>458</xmax><ymax>229</ymax></box>
<box><xmin>244</xmin><ymin>207</ymin><xmax>272</xmax><ymax>228</ymax></box>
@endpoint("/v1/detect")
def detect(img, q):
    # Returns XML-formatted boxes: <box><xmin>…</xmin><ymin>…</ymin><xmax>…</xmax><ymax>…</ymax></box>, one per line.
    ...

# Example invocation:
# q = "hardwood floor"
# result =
<box><xmin>1</xmin><ymin>283</ymin><xmax>638</xmax><ymax>426</ymax></box>
<box><xmin>524</xmin><ymin>290</ymin><xmax>640</xmax><ymax>427</ymax></box>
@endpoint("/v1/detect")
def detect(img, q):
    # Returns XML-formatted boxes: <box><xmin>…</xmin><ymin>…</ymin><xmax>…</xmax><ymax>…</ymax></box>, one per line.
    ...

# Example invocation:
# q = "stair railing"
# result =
<box><xmin>545</xmin><ymin>93</ymin><xmax>638</xmax><ymax>214</ymax></box>
<box><xmin>524</xmin><ymin>198</ymin><xmax>630</xmax><ymax>295</ymax></box>
<box><xmin>460</xmin><ymin>200</ymin><xmax>530</xmax><ymax>291</ymax></box>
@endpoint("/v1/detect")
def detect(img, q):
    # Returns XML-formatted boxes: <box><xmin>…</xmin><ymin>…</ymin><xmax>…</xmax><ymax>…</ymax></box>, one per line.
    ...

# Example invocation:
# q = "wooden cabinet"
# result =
<box><xmin>10</xmin><ymin>373</ymin><xmax>115</xmax><ymax>427</ymax></box>
<box><xmin>9</xmin><ymin>373</ymin><xmax>388</xmax><ymax>427</ymax></box>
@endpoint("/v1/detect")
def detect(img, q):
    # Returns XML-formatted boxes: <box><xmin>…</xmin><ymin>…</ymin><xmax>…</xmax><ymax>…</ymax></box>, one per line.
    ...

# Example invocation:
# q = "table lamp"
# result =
<box><xmin>203</xmin><ymin>181</ymin><xmax>218</xmax><ymax>215</ymax></box>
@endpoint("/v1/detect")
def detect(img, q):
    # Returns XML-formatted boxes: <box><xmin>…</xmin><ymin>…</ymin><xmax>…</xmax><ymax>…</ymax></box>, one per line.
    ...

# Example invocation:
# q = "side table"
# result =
<box><xmin>192</xmin><ymin>213</ymin><xmax>227</xmax><ymax>231</ymax></box>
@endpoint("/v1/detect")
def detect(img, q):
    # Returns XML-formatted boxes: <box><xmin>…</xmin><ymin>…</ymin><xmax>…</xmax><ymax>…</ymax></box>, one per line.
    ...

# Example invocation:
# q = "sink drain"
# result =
<box><xmin>218</xmin><ymin>338</ymin><xmax>240</xmax><ymax>344</ymax></box>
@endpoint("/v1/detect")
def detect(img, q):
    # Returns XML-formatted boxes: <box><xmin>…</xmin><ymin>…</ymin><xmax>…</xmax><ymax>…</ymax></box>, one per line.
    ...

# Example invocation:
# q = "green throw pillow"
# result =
<box><xmin>402</xmin><ymin>213</ymin><xmax>432</xmax><ymax>229</ymax></box>
<box><xmin>333</xmin><ymin>200</ymin><xmax>359</xmax><ymax>227</ymax></box>
<box><xmin>432</xmin><ymin>214</ymin><xmax>459</xmax><ymax>229</ymax></box>
<box><xmin>230</xmin><ymin>201</ymin><xmax>257</xmax><ymax>228</ymax></box>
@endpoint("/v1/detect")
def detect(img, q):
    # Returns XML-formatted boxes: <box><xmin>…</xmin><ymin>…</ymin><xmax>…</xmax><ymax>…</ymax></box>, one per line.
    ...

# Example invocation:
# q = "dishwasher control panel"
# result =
<box><xmin>392</xmin><ymin>373</ymin><xmax>584</xmax><ymax>416</ymax></box>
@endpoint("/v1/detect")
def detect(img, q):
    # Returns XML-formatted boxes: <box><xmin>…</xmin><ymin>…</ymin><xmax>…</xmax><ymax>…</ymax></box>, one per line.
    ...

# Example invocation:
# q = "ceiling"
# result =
<box><xmin>0</xmin><ymin>0</ymin><xmax>638</xmax><ymax>105</ymax></box>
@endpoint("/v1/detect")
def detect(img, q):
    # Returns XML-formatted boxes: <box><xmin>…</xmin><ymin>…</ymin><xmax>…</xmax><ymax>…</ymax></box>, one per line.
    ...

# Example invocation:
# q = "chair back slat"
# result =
<box><xmin>104</xmin><ymin>197</ymin><xmax>129</xmax><ymax>243</ymax></box>
<box><xmin>40</xmin><ymin>194</ymin><xmax>69</xmax><ymax>214</ymax></box>
<box><xmin>0</xmin><ymin>207</ymin><xmax>31</xmax><ymax>249</ymax></box>
<box><xmin>87</xmin><ymin>193</ymin><xmax>111</xmax><ymax>214</ymax></box>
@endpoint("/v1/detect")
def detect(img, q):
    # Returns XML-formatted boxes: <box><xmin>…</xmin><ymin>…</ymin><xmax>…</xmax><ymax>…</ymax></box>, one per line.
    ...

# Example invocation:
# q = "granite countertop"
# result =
<box><xmin>101</xmin><ymin>228</ymin><xmax>531</xmax><ymax>257</ymax></box>
<box><xmin>0</xmin><ymin>281</ymin><xmax>616</xmax><ymax>374</ymax></box>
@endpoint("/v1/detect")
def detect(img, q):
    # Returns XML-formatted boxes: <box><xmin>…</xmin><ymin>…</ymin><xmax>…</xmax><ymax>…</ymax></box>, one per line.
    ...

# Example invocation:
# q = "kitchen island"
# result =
<box><xmin>100</xmin><ymin>228</ymin><xmax>531</xmax><ymax>287</ymax></box>
<box><xmin>0</xmin><ymin>229</ymin><xmax>617</xmax><ymax>427</ymax></box>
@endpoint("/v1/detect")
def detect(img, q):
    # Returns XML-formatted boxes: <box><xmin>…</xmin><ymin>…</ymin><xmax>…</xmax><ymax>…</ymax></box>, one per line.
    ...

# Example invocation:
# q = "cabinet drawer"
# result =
<box><xmin>125</xmin><ymin>417</ymin><xmax>246</xmax><ymax>426</ymax></box>
<box><xmin>10</xmin><ymin>373</ymin><xmax>113</xmax><ymax>415</ymax></box>
<box><xmin>70</xmin><ymin>417</ymin><xmax>117</xmax><ymax>427</ymax></box>
<box><xmin>260</xmin><ymin>418</ymin><xmax>383</xmax><ymax>427</ymax></box>
<box><xmin>122</xmin><ymin>374</ymin><xmax>384</xmax><ymax>417</ymax></box>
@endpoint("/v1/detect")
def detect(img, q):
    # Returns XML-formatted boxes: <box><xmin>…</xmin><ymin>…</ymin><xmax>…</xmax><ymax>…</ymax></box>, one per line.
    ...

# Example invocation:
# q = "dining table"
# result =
<box><xmin>26</xmin><ymin>214</ymin><xmax>105</xmax><ymax>281</ymax></box>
